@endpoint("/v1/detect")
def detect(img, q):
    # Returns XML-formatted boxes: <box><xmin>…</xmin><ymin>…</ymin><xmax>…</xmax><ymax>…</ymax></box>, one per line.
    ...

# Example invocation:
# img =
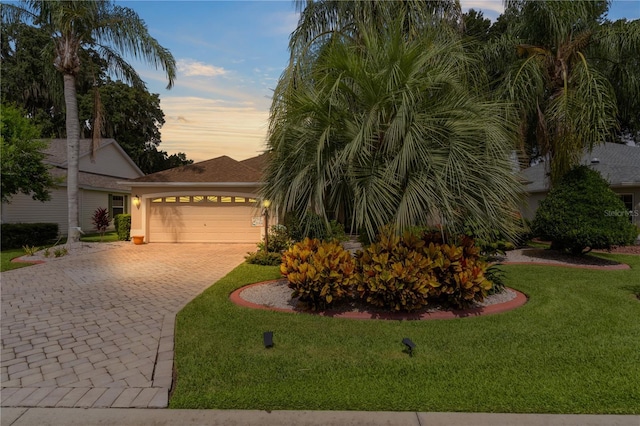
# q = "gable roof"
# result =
<box><xmin>127</xmin><ymin>155</ymin><xmax>263</xmax><ymax>185</ymax></box>
<box><xmin>521</xmin><ymin>143</ymin><xmax>640</xmax><ymax>193</ymax></box>
<box><xmin>239</xmin><ymin>153</ymin><xmax>269</xmax><ymax>172</ymax></box>
<box><xmin>43</xmin><ymin>138</ymin><xmax>144</xmax><ymax>176</ymax></box>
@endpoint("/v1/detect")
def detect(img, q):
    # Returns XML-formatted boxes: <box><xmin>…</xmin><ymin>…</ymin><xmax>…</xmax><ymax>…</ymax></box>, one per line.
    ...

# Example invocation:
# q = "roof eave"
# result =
<box><xmin>120</xmin><ymin>181</ymin><xmax>264</xmax><ymax>187</ymax></box>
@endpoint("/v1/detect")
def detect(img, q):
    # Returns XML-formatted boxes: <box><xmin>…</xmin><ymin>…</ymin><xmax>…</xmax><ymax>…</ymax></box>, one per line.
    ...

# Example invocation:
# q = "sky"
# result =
<box><xmin>118</xmin><ymin>0</ymin><xmax>640</xmax><ymax>163</ymax></box>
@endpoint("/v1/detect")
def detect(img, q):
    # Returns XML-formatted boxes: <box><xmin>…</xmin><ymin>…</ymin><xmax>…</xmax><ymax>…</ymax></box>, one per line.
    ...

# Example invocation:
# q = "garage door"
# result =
<box><xmin>148</xmin><ymin>195</ymin><xmax>263</xmax><ymax>243</ymax></box>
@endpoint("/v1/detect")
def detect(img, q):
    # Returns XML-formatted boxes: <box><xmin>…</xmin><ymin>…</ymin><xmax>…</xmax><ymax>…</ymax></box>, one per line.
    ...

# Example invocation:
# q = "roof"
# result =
<box><xmin>49</xmin><ymin>168</ymin><xmax>131</xmax><ymax>192</ymax></box>
<box><xmin>521</xmin><ymin>143</ymin><xmax>640</xmax><ymax>193</ymax></box>
<box><xmin>239</xmin><ymin>153</ymin><xmax>269</xmax><ymax>172</ymax></box>
<box><xmin>43</xmin><ymin>138</ymin><xmax>143</xmax><ymax>176</ymax></box>
<box><xmin>127</xmin><ymin>155</ymin><xmax>264</xmax><ymax>185</ymax></box>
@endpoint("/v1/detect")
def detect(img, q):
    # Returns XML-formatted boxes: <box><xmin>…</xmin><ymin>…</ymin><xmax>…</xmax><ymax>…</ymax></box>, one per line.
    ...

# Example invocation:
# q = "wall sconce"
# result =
<box><xmin>402</xmin><ymin>337</ymin><xmax>416</xmax><ymax>357</ymax></box>
<box><xmin>133</xmin><ymin>195</ymin><xmax>141</xmax><ymax>209</ymax></box>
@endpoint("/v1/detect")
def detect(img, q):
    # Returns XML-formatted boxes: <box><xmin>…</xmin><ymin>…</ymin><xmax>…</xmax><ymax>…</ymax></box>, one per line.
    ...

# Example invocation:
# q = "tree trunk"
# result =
<box><xmin>64</xmin><ymin>73</ymin><xmax>80</xmax><ymax>244</ymax></box>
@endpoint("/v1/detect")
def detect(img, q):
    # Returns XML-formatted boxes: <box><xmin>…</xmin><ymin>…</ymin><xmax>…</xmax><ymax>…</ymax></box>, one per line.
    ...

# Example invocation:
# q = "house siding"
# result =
<box><xmin>1</xmin><ymin>188</ymin><xmax>68</xmax><ymax>237</ymax></box>
<box><xmin>78</xmin><ymin>143</ymin><xmax>141</xmax><ymax>178</ymax></box>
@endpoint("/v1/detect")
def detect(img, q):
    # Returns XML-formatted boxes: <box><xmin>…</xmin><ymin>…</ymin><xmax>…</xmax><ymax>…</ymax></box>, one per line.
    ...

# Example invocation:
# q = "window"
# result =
<box><xmin>109</xmin><ymin>194</ymin><xmax>128</xmax><ymax>218</ymax></box>
<box><xmin>221</xmin><ymin>196</ymin><xmax>232</xmax><ymax>203</ymax></box>
<box><xmin>179</xmin><ymin>196</ymin><xmax>190</xmax><ymax>203</ymax></box>
<box><xmin>618</xmin><ymin>194</ymin><xmax>633</xmax><ymax>222</ymax></box>
<box><xmin>235</xmin><ymin>197</ymin><xmax>245</xmax><ymax>203</ymax></box>
<box><xmin>206</xmin><ymin>196</ymin><xmax>218</xmax><ymax>202</ymax></box>
<box><xmin>165</xmin><ymin>196</ymin><xmax>176</xmax><ymax>203</ymax></box>
<box><xmin>151</xmin><ymin>198</ymin><xmax>162</xmax><ymax>203</ymax></box>
<box><xmin>193</xmin><ymin>196</ymin><xmax>205</xmax><ymax>203</ymax></box>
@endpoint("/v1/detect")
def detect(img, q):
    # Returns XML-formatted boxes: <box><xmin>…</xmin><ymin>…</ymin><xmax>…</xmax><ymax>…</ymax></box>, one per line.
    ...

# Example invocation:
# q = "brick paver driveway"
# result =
<box><xmin>1</xmin><ymin>242</ymin><xmax>253</xmax><ymax>408</ymax></box>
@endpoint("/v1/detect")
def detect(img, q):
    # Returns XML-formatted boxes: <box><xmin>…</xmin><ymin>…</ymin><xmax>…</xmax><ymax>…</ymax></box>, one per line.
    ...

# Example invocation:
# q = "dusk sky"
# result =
<box><xmin>118</xmin><ymin>1</ymin><xmax>640</xmax><ymax>163</ymax></box>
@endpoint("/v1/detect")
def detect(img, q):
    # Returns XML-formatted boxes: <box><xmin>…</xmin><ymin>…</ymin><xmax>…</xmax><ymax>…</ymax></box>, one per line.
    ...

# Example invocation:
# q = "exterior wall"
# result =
<box><xmin>1</xmin><ymin>188</ymin><xmax>130</xmax><ymax>237</ymax></box>
<box><xmin>611</xmin><ymin>187</ymin><xmax>640</xmax><ymax>228</ymax></box>
<box><xmin>1</xmin><ymin>188</ymin><xmax>68</xmax><ymax>236</ymax></box>
<box><xmin>79</xmin><ymin>143</ymin><xmax>141</xmax><ymax>178</ymax></box>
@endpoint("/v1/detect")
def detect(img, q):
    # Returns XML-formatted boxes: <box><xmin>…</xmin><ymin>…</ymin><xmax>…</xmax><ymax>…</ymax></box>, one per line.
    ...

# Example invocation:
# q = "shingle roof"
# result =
<box><xmin>521</xmin><ymin>143</ymin><xmax>640</xmax><ymax>193</ymax></box>
<box><xmin>240</xmin><ymin>153</ymin><xmax>269</xmax><ymax>172</ymax></box>
<box><xmin>129</xmin><ymin>155</ymin><xmax>263</xmax><ymax>183</ymax></box>
<box><xmin>49</xmin><ymin>168</ymin><xmax>131</xmax><ymax>192</ymax></box>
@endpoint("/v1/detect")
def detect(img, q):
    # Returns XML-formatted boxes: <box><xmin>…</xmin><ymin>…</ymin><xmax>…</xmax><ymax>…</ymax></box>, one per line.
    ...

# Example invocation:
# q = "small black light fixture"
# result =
<box><xmin>402</xmin><ymin>337</ymin><xmax>416</xmax><ymax>357</ymax></box>
<box><xmin>263</xmin><ymin>331</ymin><xmax>274</xmax><ymax>348</ymax></box>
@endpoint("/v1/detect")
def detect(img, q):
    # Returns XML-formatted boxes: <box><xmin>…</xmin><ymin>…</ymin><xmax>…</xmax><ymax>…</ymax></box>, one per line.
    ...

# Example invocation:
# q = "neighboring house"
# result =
<box><xmin>520</xmin><ymin>143</ymin><xmax>640</xmax><ymax>228</ymax></box>
<box><xmin>124</xmin><ymin>154</ymin><xmax>270</xmax><ymax>243</ymax></box>
<box><xmin>1</xmin><ymin>138</ymin><xmax>144</xmax><ymax>236</ymax></box>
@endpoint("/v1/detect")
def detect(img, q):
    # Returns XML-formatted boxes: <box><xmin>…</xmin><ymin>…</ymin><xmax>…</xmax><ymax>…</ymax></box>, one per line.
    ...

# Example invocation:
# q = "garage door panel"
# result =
<box><xmin>148</xmin><ymin>203</ymin><xmax>262</xmax><ymax>243</ymax></box>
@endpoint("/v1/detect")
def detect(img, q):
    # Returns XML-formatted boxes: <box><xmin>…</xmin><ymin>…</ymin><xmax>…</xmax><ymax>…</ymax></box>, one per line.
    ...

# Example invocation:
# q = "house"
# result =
<box><xmin>0</xmin><ymin>138</ymin><xmax>144</xmax><ymax>236</ymax></box>
<box><xmin>520</xmin><ymin>143</ymin><xmax>640</xmax><ymax>228</ymax></box>
<box><xmin>124</xmin><ymin>154</ymin><xmax>269</xmax><ymax>243</ymax></box>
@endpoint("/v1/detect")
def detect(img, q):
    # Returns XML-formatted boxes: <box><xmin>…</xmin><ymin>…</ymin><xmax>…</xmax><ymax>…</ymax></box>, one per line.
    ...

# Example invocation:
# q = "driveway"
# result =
<box><xmin>1</xmin><ymin>242</ymin><xmax>253</xmax><ymax>408</ymax></box>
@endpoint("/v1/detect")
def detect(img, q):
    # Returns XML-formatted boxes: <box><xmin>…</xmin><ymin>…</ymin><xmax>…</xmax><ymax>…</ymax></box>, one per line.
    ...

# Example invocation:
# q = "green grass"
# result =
<box><xmin>171</xmin><ymin>255</ymin><xmax>640</xmax><ymax>413</ymax></box>
<box><xmin>1</xmin><ymin>248</ymin><xmax>34</xmax><ymax>272</ymax></box>
<box><xmin>80</xmin><ymin>231</ymin><xmax>119</xmax><ymax>243</ymax></box>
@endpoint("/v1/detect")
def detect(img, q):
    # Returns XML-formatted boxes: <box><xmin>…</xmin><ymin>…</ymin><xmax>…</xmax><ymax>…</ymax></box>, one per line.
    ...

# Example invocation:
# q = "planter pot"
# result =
<box><xmin>132</xmin><ymin>235</ymin><xmax>144</xmax><ymax>245</ymax></box>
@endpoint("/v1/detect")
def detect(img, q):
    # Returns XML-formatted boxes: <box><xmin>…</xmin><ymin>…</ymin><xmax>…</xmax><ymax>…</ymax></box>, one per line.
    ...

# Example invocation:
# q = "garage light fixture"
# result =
<box><xmin>133</xmin><ymin>195</ymin><xmax>141</xmax><ymax>209</ymax></box>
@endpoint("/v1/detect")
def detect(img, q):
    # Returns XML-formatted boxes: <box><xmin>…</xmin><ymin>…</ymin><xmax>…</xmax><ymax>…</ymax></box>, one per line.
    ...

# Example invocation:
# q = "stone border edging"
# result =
<box><xmin>229</xmin><ymin>280</ymin><xmax>528</xmax><ymax>320</ymax></box>
<box><xmin>10</xmin><ymin>257</ymin><xmax>45</xmax><ymax>265</ymax></box>
<box><xmin>501</xmin><ymin>261</ymin><xmax>630</xmax><ymax>270</ymax></box>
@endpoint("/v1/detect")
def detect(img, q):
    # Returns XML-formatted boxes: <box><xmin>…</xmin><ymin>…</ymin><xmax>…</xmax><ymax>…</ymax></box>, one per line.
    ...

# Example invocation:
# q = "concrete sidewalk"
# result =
<box><xmin>2</xmin><ymin>408</ymin><xmax>639</xmax><ymax>426</ymax></box>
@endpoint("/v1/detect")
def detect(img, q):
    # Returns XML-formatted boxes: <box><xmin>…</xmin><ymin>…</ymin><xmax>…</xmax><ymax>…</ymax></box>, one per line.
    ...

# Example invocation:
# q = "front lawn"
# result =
<box><xmin>0</xmin><ymin>248</ymin><xmax>33</xmax><ymax>272</ymax></box>
<box><xmin>171</xmin><ymin>254</ymin><xmax>640</xmax><ymax>413</ymax></box>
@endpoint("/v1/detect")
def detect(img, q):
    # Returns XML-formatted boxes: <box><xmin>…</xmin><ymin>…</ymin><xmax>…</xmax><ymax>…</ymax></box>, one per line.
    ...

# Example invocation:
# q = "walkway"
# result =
<box><xmin>1</xmin><ymin>242</ymin><xmax>253</xmax><ymax>408</ymax></box>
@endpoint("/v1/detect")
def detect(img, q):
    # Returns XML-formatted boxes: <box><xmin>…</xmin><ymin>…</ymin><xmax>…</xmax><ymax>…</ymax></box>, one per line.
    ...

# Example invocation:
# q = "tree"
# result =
<box><xmin>532</xmin><ymin>165</ymin><xmax>638</xmax><ymax>254</ymax></box>
<box><xmin>2</xmin><ymin>1</ymin><xmax>176</xmax><ymax>243</ymax></box>
<box><xmin>264</xmin><ymin>9</ymin><xmax>524</xmax><ymax>242</ymax></box>
<box><xmin>1</xmin><ymin>103</ymin><xmax>56</xmax><ymax>203</ymax></box>
<box><xmin>497</xmin><ymin>0</ymin><xmax>640</xmax><ymax>183</ymax></box>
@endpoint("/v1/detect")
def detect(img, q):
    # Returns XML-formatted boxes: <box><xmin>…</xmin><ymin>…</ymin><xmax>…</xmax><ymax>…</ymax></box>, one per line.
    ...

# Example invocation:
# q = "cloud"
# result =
<box><xmin>264</xmin><ymin>11</ymin><xmax>300</xmax><ymax>36</ymax></box>
<box><xmin>460</xmin><ymin>0</ymin><xmax>504</xmax><ymax>20</ymax></box>
<box><xmin>158</xmin><ymin>97</ymin><xmax>269</xmax><ymax>162</ymax></box>
<box><xmin>177</xmin><ymin>59</ymin><xmax>227</xmax><ymax>77</ymax></box>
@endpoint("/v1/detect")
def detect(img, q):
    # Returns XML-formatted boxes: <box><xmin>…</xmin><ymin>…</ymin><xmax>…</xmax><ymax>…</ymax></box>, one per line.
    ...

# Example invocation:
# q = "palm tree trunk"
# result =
<box><xmin>64</xmin><ymin>73</ymin><xmax>80</xmax><ymax>244</ymax></box>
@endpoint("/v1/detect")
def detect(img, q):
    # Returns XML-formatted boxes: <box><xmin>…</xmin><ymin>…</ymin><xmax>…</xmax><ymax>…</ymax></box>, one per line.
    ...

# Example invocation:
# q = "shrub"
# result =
<box><xmin>286</xmin><ymin>211</ymin><xmax>348</xmax><ymax>242</ymax></box>
<box><xmin>532</xmin><ymin>166</ymin><xmax>637</xmax><ymax>254</ymax></box>
<box><xmin>257</xmin><ymin>224</ymin><xmax>292</xmax><ymax>253</ymax></box>
<box><xmin>426</xmin><ymin>235</ymin><xmax>492</xmax><ymax>309</ymax></box>
<box><xmin>280</xmin><ymin>238</ymin><xmax>355</xmax><ymax>310</ymax></box>
<box><xmin>91</xmin><ymin>207</ymin><xmax>110</xmax><ymax>238</ymax></box>
<box><xmin>355</xmin><ymin>228</ymin><xmax>440</xmax><ymax>312</ymax></box>
<box><xmin>114</xmin><ymin>214</ymin><xmax>131</xmax><ymax>241</ymax></box>
<box><xmin>1</xmin><ymin>223</ymin><xmax>58</xmax><ymax>249</ymax></box>
<box><xmin>355</xmin><ymin>229</ymin><xmax>492</xmax><ymax>311</ymax></box>
<box><xmin>245</xmin><ymin>251</ymin><xmax>282</xmax><ymax>266</ymax></box>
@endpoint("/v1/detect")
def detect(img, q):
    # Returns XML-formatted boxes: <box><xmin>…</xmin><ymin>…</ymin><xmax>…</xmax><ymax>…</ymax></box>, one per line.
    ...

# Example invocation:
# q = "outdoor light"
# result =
<box><xmin>262</xmin><ymin>199</ymin><xmax>271</xmax><ymax>252</ymax></box>
<box><xmin>402</xmin><ymin>338</ymin><xmax>416</xmax><ymax>357</ymax></box>
<box><xmin>263</xmin><ymin>331</ymin><xmax>274</xmax><ymax>348</ymax></box>
<box><xmin>133</xmin><ymin>195</ymin><xmax>141</xmax><ymax>209</ymax></box>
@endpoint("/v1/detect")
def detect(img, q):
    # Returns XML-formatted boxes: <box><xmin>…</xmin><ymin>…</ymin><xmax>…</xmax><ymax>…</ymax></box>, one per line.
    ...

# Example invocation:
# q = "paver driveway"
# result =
<box><xmin>1</xmin><ymin>242</ymin><xmax>253</xmax><ymax>408</ymax></box>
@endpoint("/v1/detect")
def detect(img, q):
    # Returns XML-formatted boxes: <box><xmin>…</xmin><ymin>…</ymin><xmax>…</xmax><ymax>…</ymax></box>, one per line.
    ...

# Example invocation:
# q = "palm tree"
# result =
<box><xmin>264</xmin><ymin>12</ymin><xmax>524</xmax><ymax>242</ymax></box>
<box><xmin>498</xmin><ymin>0</ymin><xmax>639</xmax><ymax>184</ymax></box>
<box><xmin>2</xmin><ymin>1</ymin><xmax>176</xmax><ymax>243</ymax></box>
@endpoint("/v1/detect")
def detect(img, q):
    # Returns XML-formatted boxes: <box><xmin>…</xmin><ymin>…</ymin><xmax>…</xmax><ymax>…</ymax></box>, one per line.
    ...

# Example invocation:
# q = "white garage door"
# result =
<box><xmin>148</xmin><ymin>195</ymin><xmax>263</xmax><ymax>243</ymax></box>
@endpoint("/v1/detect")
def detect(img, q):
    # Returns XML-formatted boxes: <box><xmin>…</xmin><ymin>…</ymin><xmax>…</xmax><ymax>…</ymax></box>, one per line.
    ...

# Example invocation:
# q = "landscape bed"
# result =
<box><xmin>171</xmin><ymin>253</ymin><xmax>640</xmax><ymax>414</ymax></box>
